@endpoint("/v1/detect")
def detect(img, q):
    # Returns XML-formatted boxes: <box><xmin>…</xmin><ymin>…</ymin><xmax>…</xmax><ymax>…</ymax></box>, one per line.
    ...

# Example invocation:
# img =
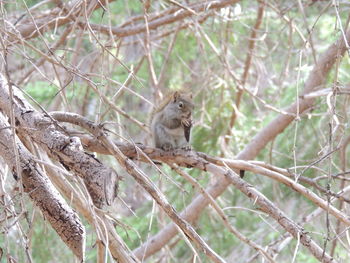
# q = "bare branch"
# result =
<box><xmin>49</xmin><ymin>111</ymin><xmax>226</xmax><ymax>263</ymax></box>
<box><xmin>83</xmin><ymin>0</ymin><xmax>239</xmax><ymax>38</ymax></box>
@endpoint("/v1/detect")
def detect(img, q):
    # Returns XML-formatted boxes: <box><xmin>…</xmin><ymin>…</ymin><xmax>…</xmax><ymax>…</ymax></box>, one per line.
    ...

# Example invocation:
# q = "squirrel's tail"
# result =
<box><xmin>239</xmin><ymin>170</ymin><xmax>245</xmax><ymax>178</ymax></box>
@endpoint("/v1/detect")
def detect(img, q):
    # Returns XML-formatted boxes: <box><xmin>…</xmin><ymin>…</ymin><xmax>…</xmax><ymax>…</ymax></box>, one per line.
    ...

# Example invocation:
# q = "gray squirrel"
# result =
<box><xmin>150</xmin><ymin>90</ymin><xmax>194</xmax><ymax>150</ymax></box>
<box><xmin>149</xmin><ymin>90</ymin><xmax>246</xmax><ymax>177</ymax></box>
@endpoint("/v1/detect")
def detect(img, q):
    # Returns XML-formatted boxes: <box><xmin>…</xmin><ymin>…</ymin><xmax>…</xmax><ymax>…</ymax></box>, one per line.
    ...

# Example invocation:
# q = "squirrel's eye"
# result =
<box><xmin>178</xmin><ymin>102</ymin><xmax>184</xmax><ymax>108</ymax></box>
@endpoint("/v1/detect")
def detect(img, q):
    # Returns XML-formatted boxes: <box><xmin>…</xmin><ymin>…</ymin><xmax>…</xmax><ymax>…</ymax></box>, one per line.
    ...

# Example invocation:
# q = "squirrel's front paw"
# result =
<box><xmin>181</xmin><ymin>145</ymin><xmax>192</xmax><ymax>151</ymax></box>
<box><xmin>181</xmin><ymin>118</ymin><xmax>192</xmax><ymax>127</ymax></box>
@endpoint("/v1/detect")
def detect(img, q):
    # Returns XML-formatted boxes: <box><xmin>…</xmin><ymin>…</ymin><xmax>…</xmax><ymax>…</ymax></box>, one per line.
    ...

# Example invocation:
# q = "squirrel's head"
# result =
<box><xmin>171</xmin><ymin>91</ymin><xmax>194</xmax><ymax>119</ymax></box>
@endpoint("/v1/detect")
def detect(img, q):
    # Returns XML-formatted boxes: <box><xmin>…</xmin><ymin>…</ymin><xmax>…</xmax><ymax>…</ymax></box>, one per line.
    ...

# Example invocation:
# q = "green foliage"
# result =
<box><xmin>30</xmin><ymin>217</ymin><xmax>72</xmax><ymax>262</ymax></box>
<box><xmin>24</xmin><ymin>81</ymin><xmax>57</xmax><ymax>104</ymax></box>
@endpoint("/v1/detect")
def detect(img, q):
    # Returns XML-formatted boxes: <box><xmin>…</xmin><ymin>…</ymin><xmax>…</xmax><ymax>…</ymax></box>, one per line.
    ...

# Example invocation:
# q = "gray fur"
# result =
<box><xmin>151</xmin><ymin>96</ymin><xmax>193</xmax><ymax>150</ymax></box>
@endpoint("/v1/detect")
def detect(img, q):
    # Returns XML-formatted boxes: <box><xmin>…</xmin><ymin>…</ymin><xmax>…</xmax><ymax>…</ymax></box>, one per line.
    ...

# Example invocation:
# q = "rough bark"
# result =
<box><xmin>0</xmin><ymin>113</ymin><xmax>85</xmax><ymax>260</ymax></box>
<box><xmin>42</xmin><ymin>160</ymin><xmax>140</xmax><ymax>263</ymax></box>
<box><xmin>0</xmin><ymin>75</ymin><xmax>118</xmax><ymax>208</ymax></box>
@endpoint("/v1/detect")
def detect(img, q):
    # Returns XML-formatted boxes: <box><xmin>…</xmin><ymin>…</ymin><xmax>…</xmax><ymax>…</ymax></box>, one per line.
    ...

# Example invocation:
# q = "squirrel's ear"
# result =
<box><xmin>173</xmin><ymin>91</ymin><xmax>180</xmax><ymax>102</ymax></box>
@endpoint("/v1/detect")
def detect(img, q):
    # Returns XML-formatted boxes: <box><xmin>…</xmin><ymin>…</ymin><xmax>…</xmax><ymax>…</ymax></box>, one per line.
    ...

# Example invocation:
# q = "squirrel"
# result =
<box><xmin>150</xmin><ymin>90</ymin><xmax>194</xmax><ymax>150</ymax></box>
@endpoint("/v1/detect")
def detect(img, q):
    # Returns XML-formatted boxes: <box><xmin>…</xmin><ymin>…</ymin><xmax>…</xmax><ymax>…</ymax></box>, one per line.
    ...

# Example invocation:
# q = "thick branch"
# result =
<box><xmin>0</xmin><ymin>76</ymin><xmax>118</xmax><ymax>208</ymax></box>
<box><xmin>0</xmin><ymin>113</ymin><xmax>85</xmax><ymax>260</ymax></box>
<box><xmin>41</xmin><ymin>158</ymin><xmax>139</xmax><ymax>263</ymax></box>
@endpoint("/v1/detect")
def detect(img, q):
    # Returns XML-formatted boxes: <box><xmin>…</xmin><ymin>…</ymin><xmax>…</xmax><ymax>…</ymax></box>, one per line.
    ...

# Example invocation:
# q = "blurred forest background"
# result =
<box><xmin>1</xmin><ymin>0</ymin><xmax>350</xmax><ymax>262</ymax></box>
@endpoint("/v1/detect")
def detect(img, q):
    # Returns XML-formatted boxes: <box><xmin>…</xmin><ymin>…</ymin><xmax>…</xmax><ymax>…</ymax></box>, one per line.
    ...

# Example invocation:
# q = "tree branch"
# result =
<box><xmin>82</xmin><ymin>0</ymin><xmax>239</xmax><ymax>38</ymax></box>
<box><xmin>0</xmin><ymin>113</ymin><xmax>85</xmax><ymax>260</ymax></box>
<box><xmin>49</xmin><ymin>111</ymin><xmax>226</xmax><ymax>263</ymax></box>
<box><xmin>0</xmin><ymin>76</ymin><xmax>118</xmax><ymax>208</ymax></box>
<box><xmin>132</xmin><ymin>27</ymin><xmax>350</xmax><ymax>260</ymax></box>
